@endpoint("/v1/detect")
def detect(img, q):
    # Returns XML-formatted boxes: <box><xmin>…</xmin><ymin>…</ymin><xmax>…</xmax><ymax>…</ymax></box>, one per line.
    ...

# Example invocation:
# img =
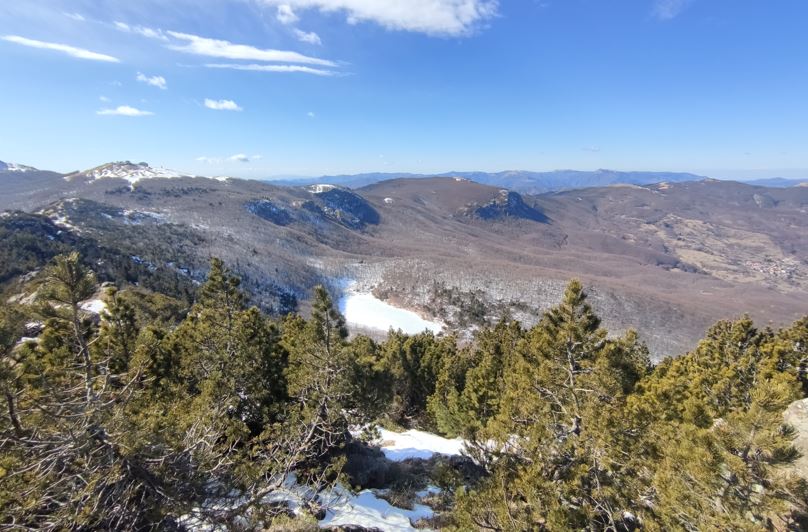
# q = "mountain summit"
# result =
<box><xmin>65</xmin><ymin>161</ymin><xmax>193</xmax><ymax>185</ymax></box>
<box><xmin>0</xmin><ymin>160</ymin><xmax>37</xmax><ymax>173</ymax></box>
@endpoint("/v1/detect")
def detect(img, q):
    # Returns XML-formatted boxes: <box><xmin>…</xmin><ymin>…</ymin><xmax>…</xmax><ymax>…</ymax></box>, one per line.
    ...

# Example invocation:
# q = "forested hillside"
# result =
<box><xmin>1</xmin><ymin>251</ymin><xmax>807</xmax><ymax>530</ymax></box>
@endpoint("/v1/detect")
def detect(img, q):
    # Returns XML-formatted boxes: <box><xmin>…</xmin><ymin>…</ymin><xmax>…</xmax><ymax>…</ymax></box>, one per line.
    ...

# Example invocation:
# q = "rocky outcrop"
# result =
<box><xmin>784</xmin><ymin>398</ymin><xmax>808</xmax><ymax>479</ymax></box>
<box><xmin>460</xmin><ymin>190</ymin><xmax>547</xmax><ymax>222</ymax></box>
<box><xmin>306</xmin><ymin>185</ymin><xmax>380</xmax><ymax>229</ymax></box>
<box><xmin>246</xmin><ymin>199</ymin><xmax>293</xmax><ymax>226</ymax></box>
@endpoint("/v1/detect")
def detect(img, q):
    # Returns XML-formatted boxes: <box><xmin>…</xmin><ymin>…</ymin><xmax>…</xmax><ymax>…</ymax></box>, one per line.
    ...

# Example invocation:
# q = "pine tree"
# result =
<box><xmin>169</xmin><ymin>257</ymin><xmax>287</xmax><ymax>432</ymax></box>
<box><xmin>92</xmin><ymin>286</ymin><xmax>138</xmax><ymax>375</ymax></box>
<box><xmin>0</xmin><ymin>253</ymin><xmax>172</xmax><ymax>529</ymax></box>
<box><xmin>429</xmin><ymin>318</ymin><xmax>522</xmax><ymax>437</ymax></box>
<box><xmin>636</xmin><ymin>316</ymin><xmax>808</xmax><ymax>529</ymax></box>
<box><xmin>456</xmin><ymin>280</ymin><xmax>650</xmax><ymax>530</ymax></box>
<box><xmin>0</xmin><ymin>304</ymin><xmax>26</xmax><ymax>438</ymax></box>
<box><xmin>381</xmin><ymin>330</ymin><xmax>456</xmax><ymax>427</ymax></box>
<box><xmin>652</xmin><ymin>375</ymin><xmax>807</xmax><ymax>530</ymax></box>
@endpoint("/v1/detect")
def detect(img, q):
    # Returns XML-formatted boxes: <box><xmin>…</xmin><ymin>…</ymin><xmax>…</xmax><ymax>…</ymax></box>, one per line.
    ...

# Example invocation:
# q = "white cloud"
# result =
<box><xmin>97</xmin><ymin>105</ymin><xmax>154</xmax><ymax>116</ymax></box>
<box><xmin>64</xmin><ymin>13</ymin><xmax>85</xmax><ymax>21</ymax></box>
<box><xmin>205</xmin><ymin>63</ymin><xmax>338</xmax><ymax>76</ymax></box>
<box><xmin>166</xmin><ymin>31</ymin><xmax>336</xmax><ymax>66</ymax></box>
<box><xmin>307</xmin><ymin>111</ymin><xmax>316</xmax><ymax>118</ymax></box>
<box><xmin>260</xmin><ymin>0</ymin><xmax>498</xmax><ymax>36</ymax></box>
<box><xmin>204</xmin><ymin>98</ymin><xmax>243</xmax><ymax>111</ymax></box>
<box><xmin>99</xmin><ymin>95</ymin><xmax>110</xmax><ymax>102</ymax></box>
<box><xmin>294</xmin><ymin>29</ymin><xmax>322</xmax><ymax>45</ymax></box>
<box><xmin>136</xmin><ymin>72</ymin><xmax>167</xmax><ymax>90</ymax></box>
<box><xmin>276</xmin><ymin>4</ymin><xmax>300</xmax><ymax>24</ymax></box>
<box><xmin>1</xmin><ymin>35</ymin><xmax>119</xmax><ymax>62</ymax></box>
<box><xmin>652</xmin><ymin>0</ymin><xmax>693</xmax><ymax>20</ymax></box>
<box><xmin>114</xmin><ymin>22</ymin><xmax>168</xmax><ymax>41</ymax></box>
<box><xmin>198</xmin><ymin>154</ymin><xmax>262</xmax><ymax>164</ymax></box>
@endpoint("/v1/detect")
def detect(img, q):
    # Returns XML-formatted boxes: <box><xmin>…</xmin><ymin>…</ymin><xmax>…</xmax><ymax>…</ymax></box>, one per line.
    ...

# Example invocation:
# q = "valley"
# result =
<box><xmin>2</xmin><ymin>160</ymin><xmax>806</xmax><ymax>360</ymax></box>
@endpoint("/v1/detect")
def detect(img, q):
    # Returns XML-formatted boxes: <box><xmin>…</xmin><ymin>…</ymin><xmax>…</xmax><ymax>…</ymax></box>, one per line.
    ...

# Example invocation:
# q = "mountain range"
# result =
<box><xmin>2</xmin><ymin>160</ymin><xmax>807</xmax><ymax>360</ymax></box>
<box><xmin>270</xmin><ymin>169</ymin><xmax>709</xmax><ymax>193</ymax></box>
<box><xmin>268</xmin><ymin>169</ymin><xmax>807</xmax><ymax>193</ymax></box>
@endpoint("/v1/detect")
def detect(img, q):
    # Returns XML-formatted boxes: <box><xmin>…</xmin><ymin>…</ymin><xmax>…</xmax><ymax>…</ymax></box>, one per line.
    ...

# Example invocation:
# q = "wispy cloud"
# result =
<box><xmin>307</xmin><ymin>111</ymin><xmax>316</xmax><ymax>118</ymax></box>
<box><xmin>1</xmin><ymin>35</ymin><xmax>119</xmax><ymax>62</ymax></box>
<box><xmin>652</xmin><ymin>0</ymin><xmax>693</xmax><ymax>20</ymax></box>
<box><xmin>114</xmin><ymin>22</ymin><xmax>168</xmax><ymax>41</ymax></box>
<box><xmin>294</xmin><ymin>29</ymin><xmax>322</xmax><ymax>45</ymax></box>
<box><xmin>198</xmin><ymin>154</ymin><xmax>261</xmax><ymax>164</ymax></box>
<box><xmin>136</xmin><ymin>72</ymin><xmax>167</xmax><ymax>90</ymax></box>
<box><xmin>582</xmin><ymin>146</ymin><xmax>601</xmax><ymax>153</ymax></box>
<box><xmin>204</xmin><ymin>98</ymin><xmax>243</xmax><ymax>111</ymax></box>
<box><xmin>97</xmin><ymin>105</ymin><xmax>153</xmax><ymax>116</ymax></box>
<box><xmin>166</xmin><ymin>31</ymin><xmax>336</xmax><ymax>67</ymax></box>
<box><xmin>64</xmin><ymin>13</ymin><xmax>86</xmax><ymax>22</ymax></box>
<box><xmin>205</xmin><ymin>63</ymin><xmax>338</xmax><ymax>76</ymax></box>
<box><xmin>260</xmin><ymin>0</ymin><xmax>499</xmax><ymax>36</ymax></box>
<box><xmin>276</xmin><ymin>4</ymin><xmax>300</xmax><ymax>24</ymax></box>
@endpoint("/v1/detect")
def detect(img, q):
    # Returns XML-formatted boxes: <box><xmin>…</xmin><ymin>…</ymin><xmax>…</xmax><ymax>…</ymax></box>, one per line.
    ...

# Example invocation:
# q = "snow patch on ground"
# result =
<box><xmin>319</xmin><ymin>486</ymin><xmax>433</xmax><ymax>531</ymax></box>
<box><xmin>338</xmin><ymin>283</ymin><xmax>443</xmax><ymax>335</ymax></box>
<box><xmin>179</xmin><ymin>475</ymin><xmax>436</xmax><ymax>532</ymax></box>
<box><xmin>375</xmin><ymin>428</ymin><xmax>465</xmax><ymax>462</ymax></box>
<box><xmin>80</xmin><ymin>298</ymin><xmax>107</xmax><ymax>315</ymax></box>
<box><xmin>50</xmin><ymin>214</ymin><xmax>77</xmax><ymax>231</ymax></box>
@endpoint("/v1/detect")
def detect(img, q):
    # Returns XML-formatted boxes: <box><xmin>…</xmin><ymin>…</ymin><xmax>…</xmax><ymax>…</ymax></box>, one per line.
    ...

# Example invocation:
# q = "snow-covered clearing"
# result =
<box><xmin>179</xmin><ymin>426</ymin><xmax>465</xmax><ymax>530</ymax></box>
<box><xmin>320</xmin><ymin>486</ymin><xmax>434</xmax><ymax>531</ymax></box>
<box><xmin>80</xmin><ymin>298</ymin><xmax>107</xmax><ymax>314</ymax></box>
<box><xmin>375</xmin><ymin>428</ymin><xmax>465</xmax><ymax>461</ymax></box>
<box><xmin>338</xmin><ymin>285</ymin><xmax>443</xmax><ymax>335</ymax></box>
<box><xmin>180</xmin><ymin>477</ymin><xmax>438</xmax><ymax>532</ymax></box>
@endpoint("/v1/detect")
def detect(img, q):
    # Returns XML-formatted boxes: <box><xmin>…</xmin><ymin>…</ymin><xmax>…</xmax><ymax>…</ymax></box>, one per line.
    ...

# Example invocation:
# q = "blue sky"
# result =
<box><xmin>1</xmin><ymin>0</ymin><xmax>806</xmax><ymax>179</ymax></box>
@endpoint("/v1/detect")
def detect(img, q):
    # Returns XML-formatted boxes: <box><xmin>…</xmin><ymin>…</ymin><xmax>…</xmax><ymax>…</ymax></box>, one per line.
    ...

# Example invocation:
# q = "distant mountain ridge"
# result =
<box><xmin>0</xmin><ymin>160</ymin><xmax>37</xmax><ymax>173</ymax></box>
<box><xmin>270</xmin><ymin>169</ymin><xmax>708</xmax><ymax>194</ymax></box>
<box><xmin>0</xmin><ymin>159</ymin><xmax>807</xmax><ymax>359</ymax></box>
<box><xmin>744</xmin><ymin>177</ymin><xmax>808</xmax><ymax>188</ymax></box>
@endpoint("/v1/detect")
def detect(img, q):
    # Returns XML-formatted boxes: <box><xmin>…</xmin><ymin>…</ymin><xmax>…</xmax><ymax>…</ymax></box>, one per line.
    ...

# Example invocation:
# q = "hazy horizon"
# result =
<box><xmin>5</xmin><ymin>155</ymin><xmax>807</xmax><ymax>183</ymax></box>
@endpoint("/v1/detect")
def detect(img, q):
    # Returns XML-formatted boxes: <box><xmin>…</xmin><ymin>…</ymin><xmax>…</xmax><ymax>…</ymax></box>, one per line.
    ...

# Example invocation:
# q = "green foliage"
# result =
<box><xmin>0</xmin><ymin>256</ymin><xmax>381</xmax><ymax>529</ymax></box>
<box><xmin>1</xmin><ymin>248</ymin><xmax>807</xmax><ymax>530</ymax></box>
<box><xmin>380</xmin><ymin>330</ymin><xmax>457</xmax><ymax>428</ymax></box>
<box><xmin>428</xmin><ymin>318</ymin><xmax>522</xmax><ymax>437</ymax></box>
<box><xmin>447</xmin><ymin>281</ymin><xmax>807</xmax><ymax>531</ymax></box>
